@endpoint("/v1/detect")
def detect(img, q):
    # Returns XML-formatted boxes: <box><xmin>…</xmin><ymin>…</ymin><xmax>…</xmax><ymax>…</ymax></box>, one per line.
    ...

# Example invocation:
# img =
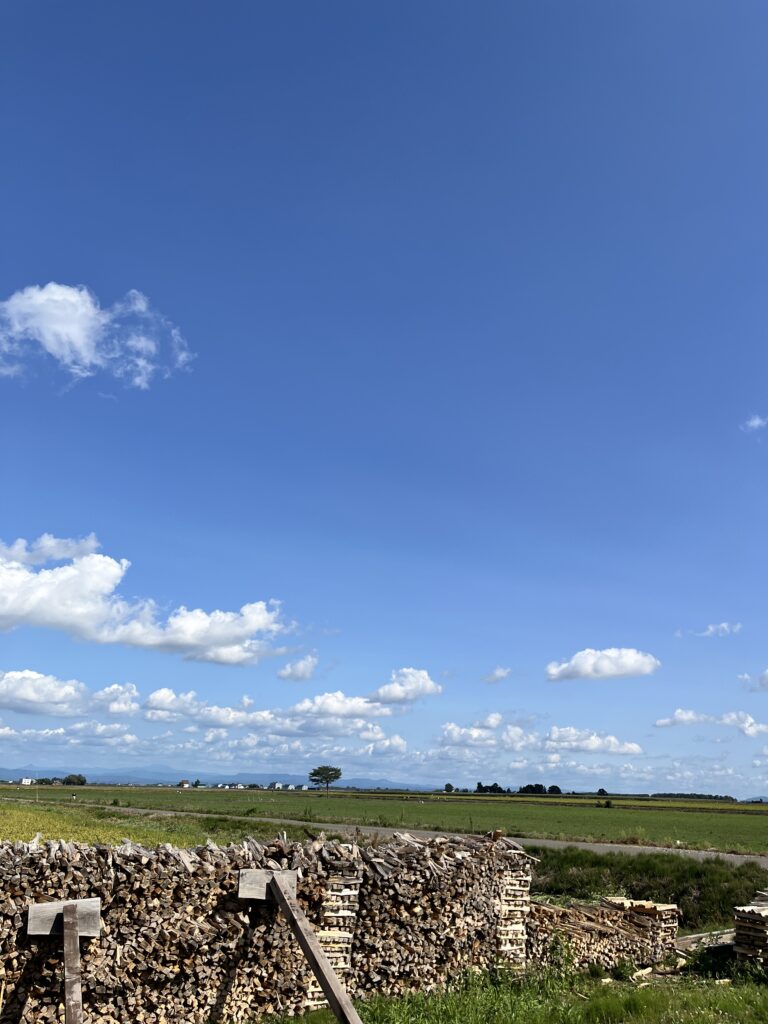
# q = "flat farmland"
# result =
<box><xmin>3</xmin><ymin>786</ymin><xmax>767</xmax><ymax>854</ymax></box>
<box><xmin>0</xmin><ymin>800</ymin><xmax>308</xmax><ymax>846</ymax></box>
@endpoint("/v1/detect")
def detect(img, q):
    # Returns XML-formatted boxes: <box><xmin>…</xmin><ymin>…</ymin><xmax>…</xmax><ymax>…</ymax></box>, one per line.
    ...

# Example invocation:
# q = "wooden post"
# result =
<box><xmin>239</xmin><ymin>870</ymin><xmax>363</xmax><ymax>1024</ymax></box>
<box><xmin>62</xmin><ymin>903</ymin><xmax>83</xmax><ymax>1024</ymax></box>
<box><xmin>27</xmin><ymin>897</ymin><xmax>99</xmax><ymax>1024</ymax></box>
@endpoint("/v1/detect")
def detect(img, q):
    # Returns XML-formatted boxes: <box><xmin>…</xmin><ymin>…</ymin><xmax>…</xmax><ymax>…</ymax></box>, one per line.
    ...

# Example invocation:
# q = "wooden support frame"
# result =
<box><xmin>28</xmin><ymin>898</ymin><xmax>100</xmax><ymax>1024</ymax></box>
<box><xmin>239</xmin><ymin>869</ymin><xmax>363</xmax><ymax>1024</ymax></box>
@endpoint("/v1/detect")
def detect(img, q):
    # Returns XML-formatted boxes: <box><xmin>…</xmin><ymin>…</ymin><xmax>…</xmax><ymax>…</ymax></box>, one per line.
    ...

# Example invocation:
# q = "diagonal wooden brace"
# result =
<box><xmin>28</xmin><ymin>898</ymin><xmax>101</xmax><ymax>1024</ymax></box>
<box><xmin>239</xmin><ymin>869</ymin><xmax>363</xmax><ymax>1024</ymax></box>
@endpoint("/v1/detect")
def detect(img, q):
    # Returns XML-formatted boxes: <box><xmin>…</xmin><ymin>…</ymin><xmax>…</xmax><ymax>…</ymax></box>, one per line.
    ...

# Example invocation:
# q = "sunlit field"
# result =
<box><xmin>2</xmin><ymin>785</ymin><xmax>767</xmax><ymax>854</ymax></box>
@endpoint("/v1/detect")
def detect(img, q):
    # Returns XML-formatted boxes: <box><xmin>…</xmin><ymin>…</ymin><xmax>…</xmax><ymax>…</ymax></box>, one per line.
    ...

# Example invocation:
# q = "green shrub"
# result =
<box><xmin>529</xmin><ymin>846</ymin><xmax>768</xmax><ymax>931</ymax></box>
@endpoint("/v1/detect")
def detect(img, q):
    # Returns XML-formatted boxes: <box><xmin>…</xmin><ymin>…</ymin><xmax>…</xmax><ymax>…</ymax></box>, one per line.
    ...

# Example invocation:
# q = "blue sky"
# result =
<box><xmin>1</xmin><ymin>1</ymin><xmax>768</xmax><ymax>793</ymax></box>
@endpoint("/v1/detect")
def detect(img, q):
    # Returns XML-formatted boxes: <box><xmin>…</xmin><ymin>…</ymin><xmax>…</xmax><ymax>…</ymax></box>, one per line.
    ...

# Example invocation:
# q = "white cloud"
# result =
<box><xmin>546</xmin><ymin>647</ymin><xmax>660</xmax><ymax>681</ymax></box>
<box><xmin>655</xmin><ymin>708</ymin><xmax>713</xmax><ymax>727</ymax></box>
<box><xmin>277</xmin><ymin>653</ymin><xmax>318</xmax><ymax>681</ymax></box>
<box><xmin>741</xmin><ymin>414</ymin><xmax>768</xmax><ymax>432</ymax></box>
<box><xmin>655</xmin><ymin>707</ymin><xmax>768</xmax><ymax>737</ymax></box>
<box><xmin>92</xmin><ymin>682</ymin><xmax>140</xmax><ymax>715</ymax></box>
<box><xmin>441</xmin><ymin>722</ymin><xmax>498</xmax><ymax>748</ymax></box>
<box><xmin>500</xmin><ymin>724</ymin><xmax>539</xmax><ymax>751</ymax></box>
<box><xmin>0</xmin><ymin>669</ymin><xmax>87</xmax><ymax>715</ymax></box>
<box><xmin>439</xmin><ymin>714</ymin><xmax>638</xmax><ymax>757</ymax></box>
<box><xmin>694</xmin><ymin>622</ymin><xmax>742</xmax><ymax>638</ymax></box>
<box><xmin>543</xmin><ymin>726</ymin><xmax>642</xmax><ymax>755</ymax></box>
<box><xmin>291</xmin><ymin>691</ymin><xmax>391</xmax><ymax>718</ymax></box>
<box><xmin>0</xmin><ymin>533</ymin><xmax>99</xmax><ymax>566</ymax></box>
<box><xmin>371</xmin><ymin>667</ymin><xmax>442</xmax><ymax>703</ymax></box>
<box><xmin>719</xmin><ymin>711</ymin><xmax>768</xmax><ymax>738</ymax></box>
<box><xmin>0</xmin><ymin>283</ymin><xmax>192</xmax><ymax>388</ymax></box>
<box><xmin>0</xmin><ymin>535</ymin><xmax>285</xmax><ymax>665</ymax></box>
<box><xmin>68</xmin><ymin>720</ymin><xmax>128</xmax><ymax>738</ymax></box>
<box><xmin>484</xmin><ymin>666</ymin><xmax>511</xmax><ymax>683</ymax></box>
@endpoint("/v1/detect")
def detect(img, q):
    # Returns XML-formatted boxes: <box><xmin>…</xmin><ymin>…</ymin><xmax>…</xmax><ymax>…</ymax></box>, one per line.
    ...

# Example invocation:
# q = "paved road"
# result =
<box><xmin>3</xmin><ymin>795</ymin><xmax>767</xmax><ymax>868</ymax></box>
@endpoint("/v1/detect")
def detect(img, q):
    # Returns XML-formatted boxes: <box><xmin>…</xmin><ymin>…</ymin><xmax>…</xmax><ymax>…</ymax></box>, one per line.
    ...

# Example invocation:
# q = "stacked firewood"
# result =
<box><xmin>734</xmin><ymin>890</ymin><xmax>768</xmax><ymax>962</ymax></box>
<box><xmin>526</xmin><ymin>896</ymin><xmax>679</xmax><ymax>970</ymax></box>
<box><xmin>350</xmin><ymin>833</ymin><xmax>532</xmax><ymax>997</ymax></box>
<box><xmin>0</xmin><ymin>833</ymin><xmax>532</xmax><ymax>1023</ymax></box>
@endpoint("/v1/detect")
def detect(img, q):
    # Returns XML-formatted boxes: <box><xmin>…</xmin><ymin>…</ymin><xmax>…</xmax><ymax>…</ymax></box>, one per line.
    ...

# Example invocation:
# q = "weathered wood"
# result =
<box><xmin>269</xmin><ymin>872</ymin><xmax>364</xmax><ymax>1024</ymax></box>
<box><xmin>27</xmin><ymin>897</ymin><xmax>101</xmax><ymax>937</ymax></box>
<box><xmin>238</xmin><ymin>868</ymin><xmax>297</xmax><ymax>900</ymax></box>
<box><xmin>63</xmin><ymin>903</ymin><xmax>83</xmax><ymax>1024</ymax></box>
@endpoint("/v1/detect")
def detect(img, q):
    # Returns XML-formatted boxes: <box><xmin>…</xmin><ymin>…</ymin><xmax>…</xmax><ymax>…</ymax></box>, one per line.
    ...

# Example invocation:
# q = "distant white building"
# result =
<box><xmin>300</xmin><ymin>785</ymin><xmax>309</xmax><ymax>791</ymax></box>
<box><xmin>20</xmin><ymin>778</ymin><xmax>34</xmax><ymax>786</ymax></box>
<box><xmin>286</xmin><ymin>784</ymin><xmax>295</xmax><ymax>791</ymax></box>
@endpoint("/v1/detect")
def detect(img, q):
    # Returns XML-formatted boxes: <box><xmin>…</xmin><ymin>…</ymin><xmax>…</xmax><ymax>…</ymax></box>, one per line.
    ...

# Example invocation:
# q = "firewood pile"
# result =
<box><xmin>526</xmin><ymin>896</ymin><xmax>679</xmax><ymax>970</ymax></box>
<box><xmin>734</xmin><ymin>890</ymin><xmax>768</xmax><ymax>962</ymax></box>
<box><xmin>0</xmin><ymin>832</ymin><xmax>532</xmax><ymax>1023</ymax></box>
<box><xmin>350</xmin><ymin>833</ymin><xmax>532</xmax><ymax>997</ymax></box>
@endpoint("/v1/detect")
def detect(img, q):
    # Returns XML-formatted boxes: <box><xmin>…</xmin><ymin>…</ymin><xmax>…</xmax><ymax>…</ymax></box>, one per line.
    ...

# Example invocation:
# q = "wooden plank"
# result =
<box><xmin>27</xmin><ymin>898</ymin><xmax>101</xmax><ymax>937</ymax></box>
<box><xmin>238</xmin><ymin>869</ymin><xmax>297</xmax><ymax>901</ymax></box>
<box><xmin>269</xmin><ymin>872</ymin><xmax>363</xmax><ymax>1024</ymax></box>
<box><xmin>63</xmin><ymin>903</ymin><xmax>83</xmax><ymax>1024</ymax></box>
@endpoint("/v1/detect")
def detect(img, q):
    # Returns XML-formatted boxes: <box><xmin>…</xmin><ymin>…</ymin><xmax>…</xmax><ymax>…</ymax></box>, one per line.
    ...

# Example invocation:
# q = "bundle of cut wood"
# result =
<box><xmin>734</xmin><ymin>891</ymin><xmax>768</xmax><ymax>962</ymax></box>
<box><xmin>350</xmin><ymin>832</ymin><xmax>532</xmax><ymax>998</ymax></box>
<box><xmin>526</xmin><ymin>896</ymin><xmax>679</xmax><ymax>970</ymax></box>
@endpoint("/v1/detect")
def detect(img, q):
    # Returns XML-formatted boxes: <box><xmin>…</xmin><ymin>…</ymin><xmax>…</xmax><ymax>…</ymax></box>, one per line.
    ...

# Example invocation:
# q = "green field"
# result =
<box><xmin>4</xmin><ymin>785</ymin><xmax>767</xmax><ymax>854</ymax></box>
<box><xmin>0</xmin><ymin>801</ymin><xmax>307</xmax><ymax>846</ymax></box>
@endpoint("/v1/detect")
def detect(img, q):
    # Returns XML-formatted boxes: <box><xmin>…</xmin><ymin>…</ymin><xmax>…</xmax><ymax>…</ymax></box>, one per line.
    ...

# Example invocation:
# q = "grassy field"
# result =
<box><xmin>4</xmin><ymin>785</ymin><xmax>767</xmax><ymax>853</ymax></box>
<box><xmin>293</xmin><ymin>970</ymin><xmax>768</xmax><ymax>1024</ymax></box>
<box><xmin>0</xmin><ymin>801</ymin><xmax>307</xmax><ymax>846</ymax></box>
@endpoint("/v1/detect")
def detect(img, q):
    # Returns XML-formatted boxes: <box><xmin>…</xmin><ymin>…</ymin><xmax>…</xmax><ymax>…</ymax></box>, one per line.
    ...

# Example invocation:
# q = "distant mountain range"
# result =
<box><xmin>0</xmin><ymin>763</ymin><xmax>437</xmax><ymax>791</ymax></box>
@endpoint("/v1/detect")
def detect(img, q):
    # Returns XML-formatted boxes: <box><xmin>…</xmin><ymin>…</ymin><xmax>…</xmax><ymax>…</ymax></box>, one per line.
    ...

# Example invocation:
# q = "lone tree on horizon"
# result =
<box><xmin>309</xmin><ymin>765</ymin><xmax>342</xmax><ymax>796</ymax></box>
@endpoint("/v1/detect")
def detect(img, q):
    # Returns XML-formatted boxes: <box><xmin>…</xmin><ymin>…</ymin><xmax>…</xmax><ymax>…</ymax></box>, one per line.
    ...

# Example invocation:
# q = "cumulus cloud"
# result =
<box><xmin>655</xmin><ymin>707</ymin><xmax>768</xmax><ymax>737</ymax></box>
<box><xmin>741</xmin><ymin>414</ymin><xmax>768</xmax><ymax>432</ymax></box>
<box><xmin>0</xmin><ymin>534</ymin><xmax>285</xmax><ymax>665</ymax></box>
<box><xmin>92</xmin><ymin>682</ymin><xmax>140</xmax><ymax>715</ymax></box>
<box><xmin>543</xmin><ymin>725</ymin><xmax>642</xmax><ymax>755</ymax></box>
<box><xmin>439</xmin><ymin>713</ymin><xmax>638</xmax><ymax>756</ymax></box>
<box><xmin>277</xmin><ymin>653</ymin><xmax>318</xmax><ymax>681</ymax></box>
<box><xmin>546</xmin><ymin>647</ymin><xmax>660</xmax><ymax>681</ymax></box>
<box><xmin>371</xmin><ymin>667</ymin><xmax>442</xmax><ymax>703</ymax></box>
<box><xmin>291</xmin><ymin>691</ymin><xmax>392</xmax><ymax>718</ymax></box>
<box><xmin>0</xmin><ymin>283</ymin><xmax>193</xmax><ymax>388</ymax></box>
<box><xmin>0</xmin><ymin>532</ymin><xmax>99</xmax><ymax>566</ymax></box>
<box><xmin>0</xmin><ymin>669</ymin><xmax>87</xmax><ymax>715</ymax></box>
<box><xmin>484</xmin><ymin>666</ymin><xmax>511</xmax><ymax>683</ymax></box>
<box><xmin>693</xmin><ymin>622</ymin><xmax>742</xmax><ymax>638</ymax></box>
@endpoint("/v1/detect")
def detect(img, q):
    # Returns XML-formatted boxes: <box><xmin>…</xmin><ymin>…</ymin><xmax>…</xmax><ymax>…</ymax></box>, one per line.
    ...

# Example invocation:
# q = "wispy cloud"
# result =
<box><xmin>0</xmin><ymin>282</ymin><xmax>193</xmax><ymax>388</ymax></box>
<box><xmin>546</xmin><ymin>647</ymin><xmax>660</xmax><ymax>681</ymax></box>
<box><xmin>484</xmin><ymin>666</ymin><xmax>511</xmax><ymax>683</ymax></box>
<box><xmin>741</xmin><ymin>414</ymin><xmax>768</xmax><ymax>433</ymax></box>
<box><xmin>693</xmin><ymin>622</ymin><xmax>742</xmax><ymax>638</ymax></box>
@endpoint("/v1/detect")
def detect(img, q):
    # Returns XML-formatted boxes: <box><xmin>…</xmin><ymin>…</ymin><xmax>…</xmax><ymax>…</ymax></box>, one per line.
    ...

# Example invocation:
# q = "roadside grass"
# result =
<box><xmin>3</xmin><ymin>785</ymin><xmax>768</xmax><ymax>853</ymax></box>
<box><xmin>283</xmin><ymin>970</ymin><xmax>768</xmax><ymax>1024</ymax></box>
<box><xmin>530</xmin><ymin>846</ymin><xmax>768</xmax><ymax>932</ymax></box>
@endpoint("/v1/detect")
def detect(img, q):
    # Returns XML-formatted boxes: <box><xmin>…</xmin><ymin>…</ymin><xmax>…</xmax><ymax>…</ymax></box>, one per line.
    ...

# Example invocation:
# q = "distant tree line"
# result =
<box><xmin>34</xmin><ymin>774</ymin><xmax>86</xmax><ymax>786</ymax></box>
<box><xmin>442</xmin><ymin>782</ymin><xmax>566</xmax><ymax>795</ymax></box>
<box><xmin>651</xmin><ymin>792</ymin><xmax>736</xmax><ymax>802</ymax></box>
